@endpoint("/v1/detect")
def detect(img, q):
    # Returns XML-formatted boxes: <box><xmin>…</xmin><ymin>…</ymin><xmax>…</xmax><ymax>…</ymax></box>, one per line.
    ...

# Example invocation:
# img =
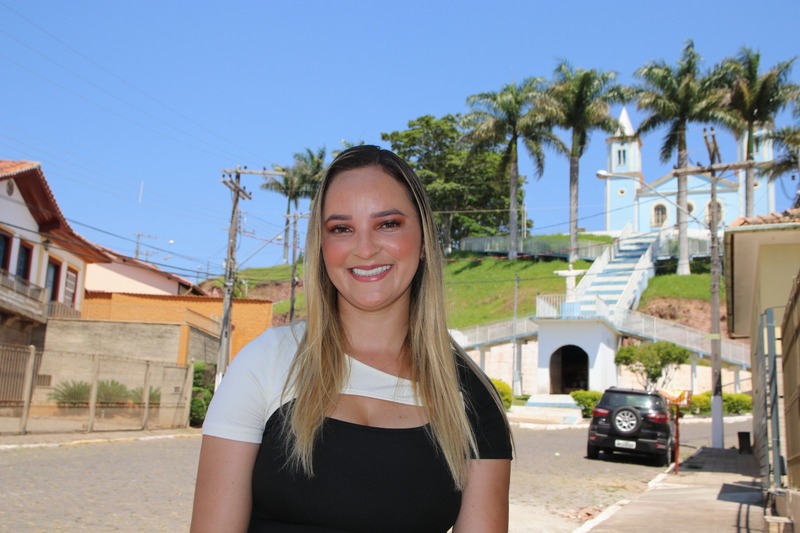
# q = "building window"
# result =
<box><xmin>687</xmin><ymin>201</ymin><xmax>695</xmax><ymax>216</ymax></box>
<box><xmin>46</xmin><ymin>259</ymin><xmax>61</xmax><ymax>301</ymax></box>
<box><xmin>617</xmin><ymin>149</ymin><xmax>627</xmax><ymax>166</ymax></box>
<box><xmin>618</xmin><ymin>188</ymin><xmax>627</xmax><ymax>197</ymax></box>
<box><xmin>652</xmin><ymin>204</ymin><xmax>668</xmax><ymax>227</ymax></box>
<box><xmin>0</xmin><ymin>232</ymin><xmax>10</xmax><ymax>271</ymax></box>
<box><xmin>754</xmin><ymin>180</ymin><xmax>761</xmax><ymax>189</ymax></box>
<box><xmin>754</xmin><ymin>136</ymin><xmax>762</xmax><ymax>154</ymax></box>
<box><xmin>16</xmin><ymin>243</ymin><xmax>32</xmax><ymax>281</ymax></box>
<box><xmin>64</xmin><ymin>268</ymin><xmax>78</xmax><ymax>307</ymax></box>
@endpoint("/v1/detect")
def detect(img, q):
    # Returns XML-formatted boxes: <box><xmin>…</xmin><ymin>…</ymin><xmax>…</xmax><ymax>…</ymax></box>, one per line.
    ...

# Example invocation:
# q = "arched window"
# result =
<box><xmin>652</xmin><ymin>204</ymin><xmax>668</xmax><ymax>227</ymax></box>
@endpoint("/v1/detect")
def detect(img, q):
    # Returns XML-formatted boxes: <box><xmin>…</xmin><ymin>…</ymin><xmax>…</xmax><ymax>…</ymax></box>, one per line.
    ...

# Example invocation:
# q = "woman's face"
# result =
<box><xmin>321</xmin><ymin>166</ymin><xmax>423</xmax><ymax>316</ymax></box>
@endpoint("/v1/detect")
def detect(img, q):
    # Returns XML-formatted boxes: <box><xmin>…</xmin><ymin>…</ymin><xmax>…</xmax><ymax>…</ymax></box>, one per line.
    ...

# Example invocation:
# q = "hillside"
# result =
<box><xmin>226</xmin><ymin>259</ymin><xmax>724</xmax><ymax>334</ymax></box>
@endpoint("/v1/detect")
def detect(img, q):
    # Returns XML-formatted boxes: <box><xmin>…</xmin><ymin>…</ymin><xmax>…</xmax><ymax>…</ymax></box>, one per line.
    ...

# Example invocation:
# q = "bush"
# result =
<box><xmin>570</xmin><ymin>390</ymin><xmax>603</xmax><ymax>418</ymax></box>
<box><xmin>491</xmin><ymin>379</ymin><xmax>513</xmax><ymax>410</ymax></box>
<box><xmin>690</xmin><ymin>391</ymin><xmax>712</xmax><ymax>414</ymax></box>
<box><xmin>129</xmin><ymin>387</ymin><xmax>161</xmax><ymax>406</ymax></box>
<box><xmin>723</xmin><ymin>393</ymin><xmax>752</xmax><ymax>414</ymax></box>
<box><xmin>190</xmin><ymin>362</ymin><xmax>216</xmax><ymax>426</ymax></box>
<box><xmin>97</xmin><ymin>380</ymin><xmax>131</xmax><ymax>407</ymax></box>
<box><xmin>689</xmin><ymin>391</ymin><xmax>752</xmax><ymax>415</ymax></box>
<box><xmin>49</xmin><ymin>380</ymin><xmax>91</xmax><ymax>407</ymax></box>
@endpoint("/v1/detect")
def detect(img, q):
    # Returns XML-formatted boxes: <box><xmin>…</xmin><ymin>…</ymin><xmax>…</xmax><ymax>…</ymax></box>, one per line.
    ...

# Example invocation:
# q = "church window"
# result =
<box><xmin>754</xmin><ymin>180</ymin><xmax>761</xmax><ymax>188</ymax></box>
<box><xmin>754</xmin><ymin>136</ymin><xmax>762</xmax><ymax>154</ymax></box>
<box><xmin>652</xmin><ymin>204</ymin><xmax>668</xmax><ymax>227</ymax></box>
<box><xmin>618</xmin><ymin>188</ymin><xmax>627</xmax><ymax>196</ymax></box>
<box><xmin>617</xmin><ymin>149</ymin><xmax>627</xmax><ymax>165</ymax></box>
<box><xmin>687</xmin><ymin>201</ymin><xmax>695</xmax><ymax>215</ymax></box>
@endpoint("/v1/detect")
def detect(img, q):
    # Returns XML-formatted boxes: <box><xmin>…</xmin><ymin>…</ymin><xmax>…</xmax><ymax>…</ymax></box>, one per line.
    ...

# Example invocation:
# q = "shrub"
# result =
<box><xmin>570</xmin><ymin>390</ymin><xmax>603</xmax><ymax>418</ymax></box>
<box><xmin>49</xmin><ymin>380</ymin><xmax>91</xmax><ymax>407</ymax></box>
<box><xmin>723</xmin><ymin>393</ymin><xmax>752</xmax><ymax>414</ymax></box>
<box><xmin>690</xmin><ymin>391</ymin><xmax>712</xmax><ymax>414</ymax></box>
<box><xmin>190</xmin><ymin>362</ymin><xmax>216</xmax><ymax>426</ymax></box>
<box><xmin>129</xmin><ymin>387</ymin><xmax>161</xmax><ymax>406</ymax></box>
<box><xmin>97</xmin><ymin>380</ymin><xmax>131</xmax><ymax>407</ymax></box>
<box><xmin>491</xmin><ymin>379</ymin><xmax>513</xmax><ymax>410</ymax></box>
<box><xmin>190</xmin><ymin>387</ymin><xmax>213</xmax><ymax>427</ymax></box>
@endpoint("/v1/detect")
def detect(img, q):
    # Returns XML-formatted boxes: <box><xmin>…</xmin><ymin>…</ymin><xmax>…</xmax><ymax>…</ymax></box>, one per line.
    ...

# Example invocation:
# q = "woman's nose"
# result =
<box><xmin>354</xmin><ymin>230</ymin><xmax>380</xmax><ymax>259</ymax></box>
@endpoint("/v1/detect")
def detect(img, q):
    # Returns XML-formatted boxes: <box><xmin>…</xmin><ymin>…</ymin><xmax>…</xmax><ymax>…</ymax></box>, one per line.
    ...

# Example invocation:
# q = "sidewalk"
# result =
<box><xmin>577</xmin><ymin>446</ymin><xmax>766</xmax><ymax>532</ymax></box>
<box><xmin>0</xmin><ymin>426</ymin><xmax>201</xmax><ymax>449</ymax></box>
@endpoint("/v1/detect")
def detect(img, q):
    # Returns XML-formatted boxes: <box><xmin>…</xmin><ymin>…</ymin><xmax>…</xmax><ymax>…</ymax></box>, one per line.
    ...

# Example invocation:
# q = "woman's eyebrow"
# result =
<box><xmin>371</xmin><ymin>209</ymin><xmax>407</xmax><ymax>218</ymax></box>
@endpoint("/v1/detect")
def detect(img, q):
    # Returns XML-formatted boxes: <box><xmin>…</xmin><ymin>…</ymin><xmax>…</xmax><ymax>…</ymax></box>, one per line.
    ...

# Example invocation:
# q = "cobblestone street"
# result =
<box><xmin>0</xmin><ymin>418</ymin><xmax>751</xmax><ymax>532</ymax></box>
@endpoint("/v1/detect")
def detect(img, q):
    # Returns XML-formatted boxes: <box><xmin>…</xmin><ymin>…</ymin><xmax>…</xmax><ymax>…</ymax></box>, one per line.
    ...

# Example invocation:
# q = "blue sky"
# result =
<box><xmin>2</xmin><ymin>0</ymin><xmax>798</xmax><ymax>282</ymax></box>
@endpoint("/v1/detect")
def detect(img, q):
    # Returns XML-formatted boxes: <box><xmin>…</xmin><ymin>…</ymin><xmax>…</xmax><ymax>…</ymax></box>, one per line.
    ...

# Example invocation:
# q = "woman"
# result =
<box><xmin>191</xmin><ymin>145</ymin><xmax>512</xmax><ymax>532</ymax></box>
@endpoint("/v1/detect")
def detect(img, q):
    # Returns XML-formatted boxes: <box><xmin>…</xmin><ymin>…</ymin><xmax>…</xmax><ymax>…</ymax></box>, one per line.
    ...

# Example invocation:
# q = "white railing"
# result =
<box><xmin>458</xmin><ymin>235</ymin><xmax>609</xmax><ymax>260</ymax></box>
<box><xmin>535</xmin><ymin>294</ymin><xmax>611</xmax><ymax>321</ymax></box>
<box><xmin>455</xmin><ymin>316</ymin><xmax>538</xmax><ymax>349</ymax></box>
<box><xmin>574</xmin><ymin>222</ymin><xmax>631</xmax><ymax>299</ymax></box>
<box><xmin>613</xmin><ymin>233</ymin><xmax>659</xmax><ymax>312</ymax></box>
<box><xmin>617</xmin><ymin>309</ymin><xmax>750</xmax><ymax>367</ymax></box>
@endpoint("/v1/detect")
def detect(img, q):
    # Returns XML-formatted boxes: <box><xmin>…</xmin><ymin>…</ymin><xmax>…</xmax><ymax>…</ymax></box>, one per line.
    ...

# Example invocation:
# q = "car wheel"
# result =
<box><xmin>587</xmin><ymin>443</ymin><xmax>600</xmax><ymax>460</ymax></box>
<box><xmin>611</xmin><ymin>406</ymin><xmax>642</xmax><ymax>435</ymax></box>
<box><xmin>657</xmin><ymin>441</ymin><xmax>674</xmax><ymax>467</ymax></box>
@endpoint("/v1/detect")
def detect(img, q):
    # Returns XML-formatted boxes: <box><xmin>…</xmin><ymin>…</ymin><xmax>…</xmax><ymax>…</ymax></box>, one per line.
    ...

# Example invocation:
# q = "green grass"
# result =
<box><xmin>237</xmin><ymin>250</ymin><xmax>719</xmax><ymax>328</ymax></box>
<box><xmin>638</xmin><ymin>273</ymin><xmax>725</xmax><ymax>307</ymax></box>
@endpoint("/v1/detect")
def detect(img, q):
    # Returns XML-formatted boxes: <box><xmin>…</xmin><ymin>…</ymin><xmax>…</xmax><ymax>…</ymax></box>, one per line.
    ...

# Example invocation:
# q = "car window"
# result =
<box><xmin>600</xmin><ymin>392</ymin><xmax>663</xmax><ymax>410</ymax></box>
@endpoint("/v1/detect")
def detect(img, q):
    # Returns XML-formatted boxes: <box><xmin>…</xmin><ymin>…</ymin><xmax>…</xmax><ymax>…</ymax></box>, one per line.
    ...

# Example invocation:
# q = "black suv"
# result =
<box><xmin>586</xmin><ymin>387</ymin><xmax>674</xmax><ymax>466</ymax></box>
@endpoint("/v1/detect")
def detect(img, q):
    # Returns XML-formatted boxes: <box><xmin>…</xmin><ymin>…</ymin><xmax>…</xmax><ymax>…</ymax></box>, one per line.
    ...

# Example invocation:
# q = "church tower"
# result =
<box><xmin>599</xmin><ymin>107</ymin><xmax>644</xmax><ymax>232</ymax></box>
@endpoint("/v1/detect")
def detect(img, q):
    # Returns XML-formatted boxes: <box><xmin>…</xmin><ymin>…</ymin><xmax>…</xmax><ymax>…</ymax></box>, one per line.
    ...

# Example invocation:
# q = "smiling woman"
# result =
<box><xmin>191</xmin><ymin>145</ymin><xmax>513</xmax><ymax>532</ymax></box>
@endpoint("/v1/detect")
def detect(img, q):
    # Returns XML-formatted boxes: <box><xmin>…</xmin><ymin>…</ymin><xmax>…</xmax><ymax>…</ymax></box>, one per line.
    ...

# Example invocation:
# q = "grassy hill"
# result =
<box><xmin>234</xmin><ymin>254</ymin><xmax>719</xmax><ymax>329</ymax></box>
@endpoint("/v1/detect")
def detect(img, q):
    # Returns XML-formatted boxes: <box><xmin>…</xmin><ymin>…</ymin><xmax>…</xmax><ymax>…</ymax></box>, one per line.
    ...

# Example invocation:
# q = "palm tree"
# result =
<box><xmin>545</xmin><ymin>61</ymin><xmax>630</xmax><ymax>263</ymax></box>
<box><xmin>261</xmin><ymin>146</ymin><xmax>326</xmax><ymax>263</ymax></box>
<box><xmin>464</xmin><ymin>79</ymin><xmax>563</xmax><ymax>259</ymax></box>
<box><xmin>634</xmin><ymin>40</ymin><xmax>729</xmax><ymax>275</ymax></box>
<box><xmin>720</xmin><ymin>48</ymin><xmax>798</xmax><ymax>216</ymax></box>
<box><xmin>763</xmin><ymin>123</ymin><xmax>800</xmax><ymax>207</ymax></box>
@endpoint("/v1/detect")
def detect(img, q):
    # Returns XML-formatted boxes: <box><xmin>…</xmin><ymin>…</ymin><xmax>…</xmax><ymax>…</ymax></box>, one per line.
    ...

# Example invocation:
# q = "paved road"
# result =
<box><xmin>508</xmin><ymin>417</ymin><xmax>753</xmax><ymax>532</ymax></box>
<box><xmin>0</xmin><ymin>418</ymin><xmax>752</xmax><ymax>532</ymax></box>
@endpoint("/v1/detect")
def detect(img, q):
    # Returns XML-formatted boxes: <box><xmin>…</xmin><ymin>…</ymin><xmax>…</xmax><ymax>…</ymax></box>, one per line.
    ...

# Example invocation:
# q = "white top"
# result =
<box><xmin>202</xmin><ymin>322</ymin><xmax>420</xmax><ymax>444</ymax></box>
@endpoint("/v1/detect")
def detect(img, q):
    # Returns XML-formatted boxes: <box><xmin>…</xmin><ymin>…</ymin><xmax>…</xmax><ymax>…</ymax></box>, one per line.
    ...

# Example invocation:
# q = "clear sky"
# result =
<box><xmin>2</xmin><ymin>0</ymin><xmax>798</xmax><ymax>282</ymax></box>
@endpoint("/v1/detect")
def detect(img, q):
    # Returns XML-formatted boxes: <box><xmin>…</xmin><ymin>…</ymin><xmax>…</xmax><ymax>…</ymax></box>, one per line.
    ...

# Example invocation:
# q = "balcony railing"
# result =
<box><xmin>0</xmin><ymin>269</ymin><xmax>48</xmax><ymax>323</ymax></box>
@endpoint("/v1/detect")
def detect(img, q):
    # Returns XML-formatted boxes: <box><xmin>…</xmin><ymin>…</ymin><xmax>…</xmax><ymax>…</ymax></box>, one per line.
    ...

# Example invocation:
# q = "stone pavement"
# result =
<box><xmin>577</xmin><ymin>446</ymin><xmax>767</xmax><ymax>532</ymax></box>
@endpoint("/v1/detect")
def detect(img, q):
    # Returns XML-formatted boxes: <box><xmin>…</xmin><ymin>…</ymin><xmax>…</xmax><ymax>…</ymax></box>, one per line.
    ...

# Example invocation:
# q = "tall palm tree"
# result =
<box><xmin>545</xmin><ymin>61</ymin><xmax>630</xmax><ymax>263</ymax></box>
<box><xmin>763</xmin><ymin>123</ymin><xmax>800</xmax><ymax>207</ymax></box>
<box><xmin>464</xmin><ymin>79</ymin><xmax>563</xmax><ymax>259</ymax></box>
<box><xmin>634</xmin><ymin>40</ymin><xmax>729</xmax><ymax>275</ymax></box>
<box><xmin>720</xmin><ymin>48</ymin><xmax>798</xmax><ymax>216</ymax></box>
<box><xmin>261</xmin><ymin>146</ymin><xmax>326</xmax><ymax>263</ymax></box>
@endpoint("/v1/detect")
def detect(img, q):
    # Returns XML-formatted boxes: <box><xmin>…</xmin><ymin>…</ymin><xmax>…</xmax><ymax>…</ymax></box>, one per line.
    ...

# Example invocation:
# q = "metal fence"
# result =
<box><xmin>0</xmin><ymin>344</ymin><xmax>193</xmax><ymax>435</ymax></box>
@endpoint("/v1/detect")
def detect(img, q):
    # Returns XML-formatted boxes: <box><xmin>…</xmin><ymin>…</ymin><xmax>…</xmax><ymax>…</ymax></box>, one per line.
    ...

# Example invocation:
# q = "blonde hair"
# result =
<box><xmin>281</xmin><ymin>145</ymin><xmax>507</xmax><ymax>490</ymax></box>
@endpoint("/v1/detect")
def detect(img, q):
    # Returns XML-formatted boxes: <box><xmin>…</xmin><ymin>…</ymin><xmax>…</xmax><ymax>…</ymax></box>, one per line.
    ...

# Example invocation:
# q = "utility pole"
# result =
<box><xmin>289</xmin><ymin>213</ymin><xmax>299</xmax><ymax>321</ymax></box>
<box><xmin>703</xmin><ymin>128</ymin><xmax>724</xmax><ymax>448</ymax></box>
<box><xmin>216</xmin><ymin>167</ymin><xmax>251</xmax><ymax>390</ymax></box>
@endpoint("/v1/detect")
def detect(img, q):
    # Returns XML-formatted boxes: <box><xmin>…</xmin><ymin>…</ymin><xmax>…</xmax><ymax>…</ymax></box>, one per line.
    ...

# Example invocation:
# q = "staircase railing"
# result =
<box><xmin>574</xmin><ymin>222</ymin><xmax>632</xmax><ymax>299</ymax></box>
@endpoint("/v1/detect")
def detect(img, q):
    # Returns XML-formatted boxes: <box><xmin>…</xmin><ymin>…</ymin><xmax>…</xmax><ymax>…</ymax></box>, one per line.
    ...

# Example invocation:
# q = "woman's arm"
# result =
<box><xmin>190</xmin><ymin>435</ymin><xmax>261</xmax><ymax>533</ymax></box>
<box><xmin>452</xmin><ymin>458</ymin><xmax>511</xmax><ymax>533</ymax></box>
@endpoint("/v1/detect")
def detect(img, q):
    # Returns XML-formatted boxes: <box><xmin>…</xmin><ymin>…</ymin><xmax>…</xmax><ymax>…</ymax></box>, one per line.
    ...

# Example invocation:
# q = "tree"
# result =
<box><xmin>261</xmin><ymin>146</ymin><xmax>326</xmax><ymax>263</ymax></box>
<box><xmin>382</xmin><ymin>114</ymin><xmax>509</xmax><ymax>252</ymax></box>
<box><xmin>545</xmin><ymin>61</ymin><xmax>629</xmax><ymax>263</ymax></box>
<box><xmin>634</xmin><ymin>40</ymin><xmax>729</xmax><ymax>275</ymax></box>
<box><xmin>615</xmin><ymin>341</ymin><xmax>691</xmax><ymax>391</ymax></box>
<box><xmin>764</xmin><ymin>122</ymin><xmax>800</xmax><ymax>188</ymax></box>
<box><xmin>463</xmin><ymin>79</ymin><xmax>563</xmax><ymax>260</ymax></box>
<box><xmin>719</xmin><ymin>48</ymin><xmax>798</xmax><ymax>217</ymax></box>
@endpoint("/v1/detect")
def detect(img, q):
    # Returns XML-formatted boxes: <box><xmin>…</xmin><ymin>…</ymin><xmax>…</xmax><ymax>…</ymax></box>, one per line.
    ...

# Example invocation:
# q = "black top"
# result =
<box><xmin>248</xmin><ymin>358</ymin><xmax>512</xmax><ymax>532</ymax></box>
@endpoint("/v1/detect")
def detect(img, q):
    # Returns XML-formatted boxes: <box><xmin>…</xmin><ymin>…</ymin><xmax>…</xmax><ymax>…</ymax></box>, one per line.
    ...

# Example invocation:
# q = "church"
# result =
<box><xmin>596</xmin><ymin>108</ymin><xmax>775</xmax><ymax>238</ymax></box>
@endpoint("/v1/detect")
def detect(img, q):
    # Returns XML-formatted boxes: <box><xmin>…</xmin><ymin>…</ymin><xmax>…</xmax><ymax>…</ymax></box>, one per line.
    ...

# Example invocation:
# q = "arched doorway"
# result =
<box><xmin>550</xmin><ymin>345</ymin><xmax>589</xmax><ymax>394</ymax></box>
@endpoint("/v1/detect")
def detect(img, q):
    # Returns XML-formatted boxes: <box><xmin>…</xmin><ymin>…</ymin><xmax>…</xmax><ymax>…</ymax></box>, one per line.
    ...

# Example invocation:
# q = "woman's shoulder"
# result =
<box><xmin>226</xmin><ymin>321</ymin><xmax>306</xmax><ymax>375</ymax></box>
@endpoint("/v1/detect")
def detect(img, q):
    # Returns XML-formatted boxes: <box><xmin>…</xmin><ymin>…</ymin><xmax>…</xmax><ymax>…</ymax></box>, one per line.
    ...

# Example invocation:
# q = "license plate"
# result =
<box><xmin>615</xmin><ymin>439</ymin><xmax>636</xmax><ymax>450</ymax></box>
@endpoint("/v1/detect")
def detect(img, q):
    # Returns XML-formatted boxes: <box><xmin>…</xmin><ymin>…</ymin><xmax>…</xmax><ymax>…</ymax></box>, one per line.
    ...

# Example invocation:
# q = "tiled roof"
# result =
<box><xmin>729</xmin><ymin>207</ymin><xmax>800</xmax><ymax>227</ymax></box>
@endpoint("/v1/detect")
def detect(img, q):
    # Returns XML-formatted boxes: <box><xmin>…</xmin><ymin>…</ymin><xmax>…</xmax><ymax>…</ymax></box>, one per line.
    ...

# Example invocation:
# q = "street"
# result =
<box><xmin>0</xmin><ymin>418</ymin><xmax>752</xmax><ymax>532</ymax></box>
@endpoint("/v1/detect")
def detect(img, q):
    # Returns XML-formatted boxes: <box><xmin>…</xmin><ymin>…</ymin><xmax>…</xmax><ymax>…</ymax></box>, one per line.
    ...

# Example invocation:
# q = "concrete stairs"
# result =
<box><xmin>509</xmin><ymin>394</ymin><xmax>584</xmax><ymax>425</ymax></box>
<box><xmin>577</xmin><ymin>234</ymin><xmax>657</xmax><ymax>315</ymax></box>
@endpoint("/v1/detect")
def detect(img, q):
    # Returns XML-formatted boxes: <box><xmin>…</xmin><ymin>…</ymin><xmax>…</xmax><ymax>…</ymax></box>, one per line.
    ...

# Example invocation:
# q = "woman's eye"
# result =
<box><xmin>380</xmin><ymin>219</ymin><xmax>401</xmax><ymax>229</ymax></box>
<box><xmin>329</xmin><ymin>225</ymin><xmax>351</xmax><ymax>234</ymax></box>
